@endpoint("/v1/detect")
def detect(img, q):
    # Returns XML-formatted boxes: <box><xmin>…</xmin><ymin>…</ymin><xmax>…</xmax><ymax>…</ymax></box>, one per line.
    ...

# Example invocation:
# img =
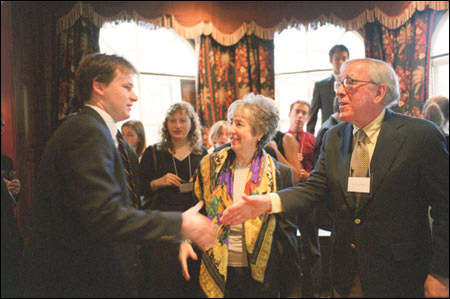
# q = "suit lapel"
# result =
<box><xmin>357</xmin><ymin>109</ymin><xmax>407</xmax><ymax>212</ymax></box>
<box><xmin>337</xmin><ymin>123</ymin><xmax>355</xmax><ymax>209</ymax></box>
<box><xmin>326</xmin><ymin>75</ymin><xmax>336</xmax><ymax>99</ymax></box>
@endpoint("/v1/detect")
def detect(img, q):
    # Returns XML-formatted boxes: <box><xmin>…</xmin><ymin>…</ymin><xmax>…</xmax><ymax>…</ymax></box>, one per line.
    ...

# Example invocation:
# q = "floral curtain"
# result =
<box><xmin>197</xmin><ymin>34</ymin><xmax>274</xmax><ymax>130</ymax></box>
<box><xmin>363</xmin><ymin>9</ymin><xmax>437</xmax><ymax>117</ymax></box>
<box><xmin>56</xmin><ymin>17</ymin><xmax>99</xmax><ymax>119</ymax></box>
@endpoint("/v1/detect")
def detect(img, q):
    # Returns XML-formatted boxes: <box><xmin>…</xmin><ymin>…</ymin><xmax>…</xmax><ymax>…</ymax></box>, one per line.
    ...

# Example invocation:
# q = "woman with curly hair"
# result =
<box><xmin>139</xmin><ymin>101</ymin><xmax>207</xmax><ymax>297</ymax></box>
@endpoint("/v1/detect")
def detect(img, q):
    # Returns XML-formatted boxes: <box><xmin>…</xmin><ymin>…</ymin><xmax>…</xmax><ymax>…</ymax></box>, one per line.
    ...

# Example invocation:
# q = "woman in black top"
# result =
<box><xmin>139</xmin><ymin>102</ymin><xmax>207</xmax><ymax>298</ymax></box>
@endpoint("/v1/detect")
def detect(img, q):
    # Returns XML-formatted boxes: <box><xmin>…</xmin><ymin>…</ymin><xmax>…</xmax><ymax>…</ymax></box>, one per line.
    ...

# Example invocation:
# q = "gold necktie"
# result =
<box><xmin>350</xmin><ymin>129</ymin><xmax>369</xmax><ymax>208</ymax></box>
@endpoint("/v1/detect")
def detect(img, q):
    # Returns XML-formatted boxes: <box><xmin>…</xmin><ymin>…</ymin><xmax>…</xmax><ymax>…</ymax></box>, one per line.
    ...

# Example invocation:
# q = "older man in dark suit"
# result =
<box><xmin>307</xmin><ymin>45</ymin><xmax>349</xmax><ymax>135</ymax></box>
<box><xmin>221</xmin><ymin>58</ymin><xmax>449</xmax><ymax>298</ymax></box>
<box><xmin>24</xmin><ymin>53</ymin><xmax>217</xmax><ymax>297</ymax></box>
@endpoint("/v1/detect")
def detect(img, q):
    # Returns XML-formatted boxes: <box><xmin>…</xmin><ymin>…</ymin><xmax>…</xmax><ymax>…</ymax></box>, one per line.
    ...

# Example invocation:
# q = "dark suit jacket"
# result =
<box><xmin>307</xmin><ymin>75</ymin><xmax>335</xmax><ymax>134</ymax></box>
<box><xmin>25</xmin><ymin>106</ymin><xmax>182</xmax><ymax>298</ymax></box>
<box><xmin>278</xmin><ymin>109</ymin><xmax>449</xmax><ymax>297</ymax></box>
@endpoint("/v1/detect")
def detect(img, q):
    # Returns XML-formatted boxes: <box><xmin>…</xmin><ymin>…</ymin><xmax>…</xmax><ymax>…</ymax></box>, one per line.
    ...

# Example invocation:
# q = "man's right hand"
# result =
<box><xmin>181</xmin><ymin>201</ymin><xmax>217</xmax><ymax>252</ymax></box>
<box><xmin>221</xmin><ymin>194</ymin><xmax>272</xmax><ymax>226</ymax></box>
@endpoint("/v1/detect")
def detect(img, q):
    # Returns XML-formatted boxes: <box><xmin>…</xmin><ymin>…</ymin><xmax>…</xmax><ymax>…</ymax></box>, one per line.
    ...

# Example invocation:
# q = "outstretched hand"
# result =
<box><xmin>220</xmin><ymin>194</ymin><xmax>272</xmax><ymax>226</ymax></box>
<box><xmin>181</xmin><ymin>201</ymin><xmax>217</xmax><ymax>252</ymax></box>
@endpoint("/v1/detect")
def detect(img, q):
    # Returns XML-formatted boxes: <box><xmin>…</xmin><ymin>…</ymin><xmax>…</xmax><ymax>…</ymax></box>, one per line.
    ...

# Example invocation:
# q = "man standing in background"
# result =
<box><xmin>307</xmin><ymin>45</ymin><xmax>349</xmax><ymax>135</ymax></box>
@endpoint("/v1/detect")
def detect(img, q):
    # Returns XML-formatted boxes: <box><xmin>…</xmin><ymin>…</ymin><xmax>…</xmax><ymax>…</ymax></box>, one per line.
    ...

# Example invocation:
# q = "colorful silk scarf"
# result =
<box><xmin>194</xmin><ymin>147</ymin><xmax>277</xmax><ymax>298</ymax></box>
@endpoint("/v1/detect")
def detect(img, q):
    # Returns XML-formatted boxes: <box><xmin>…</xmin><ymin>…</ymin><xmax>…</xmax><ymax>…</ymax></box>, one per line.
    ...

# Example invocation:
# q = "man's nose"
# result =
<box><xmin>130</xmin><ymin>90</ymin><xmax>138</xmax><ymax>102</ymax></box>
<box><xmin>336</xmin><ymin>84</ymin><xmax>346</xmax><ymax>99</ymax></box>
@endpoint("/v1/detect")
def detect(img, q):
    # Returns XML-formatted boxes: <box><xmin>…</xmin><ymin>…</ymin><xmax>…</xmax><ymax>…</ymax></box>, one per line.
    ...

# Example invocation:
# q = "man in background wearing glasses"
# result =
<box><xmin>221</xmin><ymin>58</ymin><xmax>449</xmax><ymax>298</ymax></box>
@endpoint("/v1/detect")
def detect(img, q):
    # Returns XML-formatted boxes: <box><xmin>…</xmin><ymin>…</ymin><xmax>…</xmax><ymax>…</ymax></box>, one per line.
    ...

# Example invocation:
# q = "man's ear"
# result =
<box><xmin>373</xmin><ymin>84</ymin><xmax>387</xmax><ymax>104</ymax></box>
<box><xmin>92</xmin><ymin>77</ymin><xmax>105</xmax><ymax>97</ymax></box>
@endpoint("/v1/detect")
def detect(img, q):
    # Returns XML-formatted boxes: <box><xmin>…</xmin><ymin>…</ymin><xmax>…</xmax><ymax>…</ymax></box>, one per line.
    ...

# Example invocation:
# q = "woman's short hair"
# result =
<box><xmin>160</xmin><ymin>102</ymin><xmax>203</xmax><ymax>154</ymax></box>
<box><xmin>227</xmin><ymin>93</ymin><xmax>279</xmax><ymax>149</ymax></box>
<box><xmin>121</xmin><ymin>120</ymin><xmax>146</xmax><ymax>157</ymax></box>
<box><xmin>208</xmin><ymin>120</ymin><xmax>228</xmax><ymax>148</ymax></box>
<box><xmin>342</xmin><ymin>58</ymin><xmax>400</xmax><ymax>107</ymax></box>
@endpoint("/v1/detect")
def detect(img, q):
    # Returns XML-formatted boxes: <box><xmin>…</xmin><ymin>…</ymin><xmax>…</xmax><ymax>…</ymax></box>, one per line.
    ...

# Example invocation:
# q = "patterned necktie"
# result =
<box><xmin>117</xmin><ymin>131</ymin><xmax>140</xmax><ymax>208</ymax></box>
<box><xmin>350</xmin><ymin>129</ymin><xmax>370</xmax><ymax>209</ymax></box>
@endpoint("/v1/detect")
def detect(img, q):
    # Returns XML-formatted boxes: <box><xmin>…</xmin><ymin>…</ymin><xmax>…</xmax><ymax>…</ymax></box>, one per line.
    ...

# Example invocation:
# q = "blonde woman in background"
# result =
<box><xmin>139</xmin><ymin>102</ymin><xmax>207</xmax><ymax>298</ymax></box>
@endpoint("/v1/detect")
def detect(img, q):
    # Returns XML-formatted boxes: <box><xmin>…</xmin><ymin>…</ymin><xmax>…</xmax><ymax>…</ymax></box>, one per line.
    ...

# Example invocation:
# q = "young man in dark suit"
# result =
<box><xmin>307</xmin><ymin>45</ymin><xmax>349</xmax><ymax>135</ymax></box>
<box><xmin>222</xmin><ymin>58</ymin><xmax>449</xmax><ymax>298</ymax></box>
<box><xmin>24</xmin><ymin>53</ymin><xmax>217</xmax><ymax>297</ymax></box>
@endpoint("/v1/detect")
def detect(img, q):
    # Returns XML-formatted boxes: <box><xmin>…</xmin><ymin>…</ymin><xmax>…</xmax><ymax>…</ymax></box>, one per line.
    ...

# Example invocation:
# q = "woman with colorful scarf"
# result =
<box><xmin>179</xmin><ymin>93</ymin><xmax>302</xmax><ymax>298</ymax></box>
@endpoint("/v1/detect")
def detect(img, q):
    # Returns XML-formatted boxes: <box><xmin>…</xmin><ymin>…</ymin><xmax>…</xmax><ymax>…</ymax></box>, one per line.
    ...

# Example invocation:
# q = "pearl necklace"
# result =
<box><xmin>236</xmin><ymin>159</ymin><xmax>252</xmax><ymax>167</ymax></box>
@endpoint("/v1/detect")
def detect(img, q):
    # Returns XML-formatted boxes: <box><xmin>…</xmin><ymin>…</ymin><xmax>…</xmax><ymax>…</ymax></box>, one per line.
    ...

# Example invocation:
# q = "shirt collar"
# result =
<box><xmin>333</xmin><ymin>72</ymin><xmax>340</xmax><ymax>83</ymax></box>
<box><xmin>85</xmin><ymin>104</ymin><xmax>119</xmax><ymax>147</ymax></box>
<box><xmin>352</xmin><ymin>109</ymin><xmax>386</xmax><ymax>144</ymax></box>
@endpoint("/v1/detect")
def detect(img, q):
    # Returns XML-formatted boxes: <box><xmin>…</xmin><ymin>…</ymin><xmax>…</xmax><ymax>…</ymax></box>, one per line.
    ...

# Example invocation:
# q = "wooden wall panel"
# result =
<box><xmin>8</xmin><ymin>2</ymin><xmax>57</xmax><ymax>245</ymax></box>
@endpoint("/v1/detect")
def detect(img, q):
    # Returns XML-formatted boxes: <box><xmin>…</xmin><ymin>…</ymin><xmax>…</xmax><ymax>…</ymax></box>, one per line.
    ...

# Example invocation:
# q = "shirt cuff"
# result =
<box><xmin>269</xmin><ymin>192</ymin><xmax>283</xmax><ymax>214</ymax></box>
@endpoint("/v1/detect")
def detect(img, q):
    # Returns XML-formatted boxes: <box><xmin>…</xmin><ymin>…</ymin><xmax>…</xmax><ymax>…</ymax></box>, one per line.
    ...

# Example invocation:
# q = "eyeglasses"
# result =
<box><xmin>335</xmin><ymin>77</ymin><xmax>378</xmax><ymax>92</ymax></box>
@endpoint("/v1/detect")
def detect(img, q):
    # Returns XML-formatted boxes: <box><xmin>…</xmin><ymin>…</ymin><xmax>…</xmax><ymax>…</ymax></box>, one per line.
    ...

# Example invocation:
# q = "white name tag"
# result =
<box><xmin>179</xmin><ymin>182</ymin><xmax>193</xmax><ymax>193</ymax></box>
<box><xmin>348</xmin><ymin>177</ymin><xmax>371</xmax><ymax>193</ymax></box>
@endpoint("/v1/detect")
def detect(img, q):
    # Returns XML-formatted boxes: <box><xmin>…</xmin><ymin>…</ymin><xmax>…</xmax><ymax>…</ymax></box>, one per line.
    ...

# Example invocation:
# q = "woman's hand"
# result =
<box><xmin>150</xmin><ymin>173</ymin><xmax>182</xmax><ymax>191</ymax></box>
<box><xmin>178</xmin><ymin>241</ymin><xmax>198</xmax><ymax>281</ymax></box>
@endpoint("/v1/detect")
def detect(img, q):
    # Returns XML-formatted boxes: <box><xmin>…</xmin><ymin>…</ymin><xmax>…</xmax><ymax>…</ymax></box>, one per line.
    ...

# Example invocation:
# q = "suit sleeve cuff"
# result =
<box><xmin>269</xmin><ymin>192</ymin><xmax>283</xmax><ymax>214</ymax></box>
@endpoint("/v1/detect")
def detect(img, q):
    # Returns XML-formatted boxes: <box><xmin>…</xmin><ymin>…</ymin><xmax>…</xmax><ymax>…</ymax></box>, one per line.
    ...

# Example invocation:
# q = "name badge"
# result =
<box><xmin>179</xmin><ymin>182</ymin><xmax>193</xmax><ymax>193</ymax></box>
<box><xmin>348</xmin><ymin>177</ymin><xmax>371</xmax><ymax>193</ymax></box>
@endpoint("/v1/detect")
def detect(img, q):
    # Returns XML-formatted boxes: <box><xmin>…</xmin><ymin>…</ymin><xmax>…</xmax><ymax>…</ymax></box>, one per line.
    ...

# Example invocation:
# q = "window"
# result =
<box><xmin>274</xmin><ymin>25</ymin><xmax>365</xmax><ymax>133</ymax></box>
<box><xmin>99</xmin><ymin>22</ymin><xmax>197</xmax><ymax>146</ymax></box>
<box><xmin>430</xmin><ymin>11</ymin><xmax>449</xmax><ymax>99</ymax></box>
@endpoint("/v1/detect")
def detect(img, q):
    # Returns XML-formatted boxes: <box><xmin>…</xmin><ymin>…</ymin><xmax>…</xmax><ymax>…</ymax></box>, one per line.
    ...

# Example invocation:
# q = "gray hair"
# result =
<box><xmin>341</xmin><ymin>58</ymin><xmax>400</xmax><ymax>107</ymax></box>
<box><xmin>208</xmin><ymin>120</ymin><xmax>228</xmax><ymax>148</ymax></box>
<box><xmin>227</xmin><ymin>93</ymin><xmax>279</xmax><ymax>149</ymax></box>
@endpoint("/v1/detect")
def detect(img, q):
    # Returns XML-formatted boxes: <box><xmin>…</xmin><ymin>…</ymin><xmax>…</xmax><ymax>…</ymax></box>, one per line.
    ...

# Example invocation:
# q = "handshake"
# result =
<box><xmin>180</xmin><ymin>201</ymin><xmax>218</xmax><ymax>252</ymax></box>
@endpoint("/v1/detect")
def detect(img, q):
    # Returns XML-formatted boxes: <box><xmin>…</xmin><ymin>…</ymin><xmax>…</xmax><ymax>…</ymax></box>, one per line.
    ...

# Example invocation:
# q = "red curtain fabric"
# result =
<box><xmin>363</xmin><ymin>9</ymin><xmax>436</xmax><ymax>117</ymax></box>
<box><xmin>57</xmin><ymin>17</ymin><xmax>99</xmax><ymax>119</ymax></box>
<box><xmin>197</xmin><ymin>34</ymin><xmax>274</xmax><ymax>129</ymax></box>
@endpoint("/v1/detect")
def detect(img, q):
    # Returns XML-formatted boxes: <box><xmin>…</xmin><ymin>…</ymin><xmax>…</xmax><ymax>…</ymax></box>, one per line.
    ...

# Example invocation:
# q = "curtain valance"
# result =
<box><xmin>56</xmin><ymin>1</ymin><xmax>448</xmax><ymax>46</ymax></box>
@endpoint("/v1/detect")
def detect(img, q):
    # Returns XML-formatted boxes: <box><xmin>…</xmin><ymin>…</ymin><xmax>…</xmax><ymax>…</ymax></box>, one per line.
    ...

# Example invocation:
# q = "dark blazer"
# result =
<box><xmin>278</xmin><ymin>109</ymin><xmax>449</xmax><ymax>297</ymax></box>
<box><xmin>307</xmin><ymin>75</ymin><xmax>335</xmax><ymax>134</ymax></box>
<box><xmin>25</xmin><ymin>106</ymin><xmax>182</xmax><ymax>298</ymax></box>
